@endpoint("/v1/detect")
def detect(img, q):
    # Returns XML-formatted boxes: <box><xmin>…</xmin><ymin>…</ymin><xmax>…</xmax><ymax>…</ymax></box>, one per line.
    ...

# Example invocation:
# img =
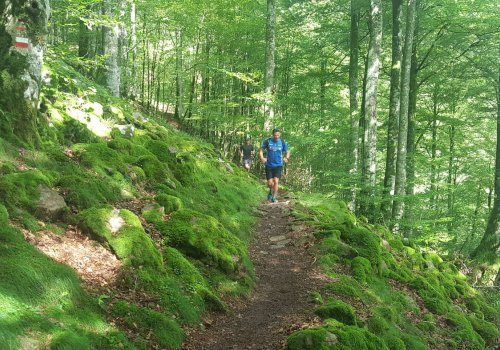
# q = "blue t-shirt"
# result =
<box><xmin>262</xmin><ymin>138</ymin><xmax>288</xmax><ymax>168</ymax></box>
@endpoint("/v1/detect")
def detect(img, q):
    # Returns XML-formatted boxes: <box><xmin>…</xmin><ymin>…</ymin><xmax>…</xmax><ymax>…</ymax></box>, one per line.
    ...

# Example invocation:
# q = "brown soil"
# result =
<box><xmin>182</xmin><ymin>200</ymin><xmax>326</xmax><ymax>350</ymax></box>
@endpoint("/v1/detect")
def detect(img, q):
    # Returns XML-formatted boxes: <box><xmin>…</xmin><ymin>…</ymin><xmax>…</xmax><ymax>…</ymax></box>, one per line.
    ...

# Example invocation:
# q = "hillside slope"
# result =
<box><xmin>285</xmin><ymin>194</ymin><xmax>500</xmax><ymax>350</ymax></box>
<box><xmin>0</xmin><ymin>51</ymin><xmax>261</xmax><ymax>349</ymax></box>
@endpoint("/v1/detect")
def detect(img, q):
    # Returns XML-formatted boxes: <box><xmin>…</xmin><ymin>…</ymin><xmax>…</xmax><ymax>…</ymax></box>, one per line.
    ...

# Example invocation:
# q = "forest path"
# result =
<box><xmin>183</xmin><ymin>199</ymin><xmax>325</xmax><ymax>350</ymax></box>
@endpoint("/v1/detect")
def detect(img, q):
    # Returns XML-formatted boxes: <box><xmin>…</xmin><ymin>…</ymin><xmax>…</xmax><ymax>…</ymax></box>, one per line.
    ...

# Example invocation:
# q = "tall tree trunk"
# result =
<box><xmin>447</xmin><ymin>124</ymin><xmax>456</xmax><ymax>235</ymax></box>
<box><xmin>103</xmin><ymin>0</ymin><xmax>121</xmax><ymax>97</ymax></box>
<box><xmin>359</xmin><ymin>0</ymin><xmax>382</xmax><ymax>220</ymax></box>
<box><xmin>263</xmin><ymin>0</ymin><xmax>276</xmax><ymax>131</ymax></box>
<box><xmin>0</xmin><ymin>0</ymin><xmax>50</xmax><ymax>147</ymax></box>
<box><xmin>381</xmin><ymin>0</ymin><xmax>403</xmax><ymax>221</ymax></box>
<box><xmin>471</xmin><ymin>72</ymin><xmax>500</xmax><ymax>284</ymax></box>
<box><xmin>430</xmin><ymin>84</ymin><xmax>439</xmax><ymax>213</ymax></box>
<box><xmin>175</xmin><ymin>30</ymin><xmax>184</xmax><ymax>120</ymax></box>
<box><xmin>348</xmin><ymin>0</ymin><xmax>360</xmax><ymax>212</ymax></box>
<box><xmin>392</xmin><ymin>0</ymin><xmax>417</xmax><ymax>232</ymax></box>
<box><xmin>129</xmin><ymin>0</ymin><xmax>137</xmax><ymax>98</ymax></box>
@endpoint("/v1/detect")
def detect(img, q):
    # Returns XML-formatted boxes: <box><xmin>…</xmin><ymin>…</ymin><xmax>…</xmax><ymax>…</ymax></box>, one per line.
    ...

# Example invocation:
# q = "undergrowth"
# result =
<box><xmin>0</xmin><ymin>52</ymin><xmax>261</xmax><ymax>349</ymax></box>
<box><xmin>285</xmin><ymin>193</ymin><xmax>500</xmax><ymax>350</ymax></box>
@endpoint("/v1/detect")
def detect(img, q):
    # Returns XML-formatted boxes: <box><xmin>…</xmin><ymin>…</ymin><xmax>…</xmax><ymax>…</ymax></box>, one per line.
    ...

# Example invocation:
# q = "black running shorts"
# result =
<box><xmin>265</xmin><ymin>166</ymin><xmax>283</xmax><ymax>180</ymax></box>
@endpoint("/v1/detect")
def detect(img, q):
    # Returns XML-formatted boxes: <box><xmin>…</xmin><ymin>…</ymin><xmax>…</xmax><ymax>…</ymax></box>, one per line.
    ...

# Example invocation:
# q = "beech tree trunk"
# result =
<box><xmin>263</xmin><ymin>0</ymin><xmax>276</xmax><ymax>131</ymax></box>
<box><xmin>472</xmin><ymin>72</ymin><xmax>500</xmax><ymax>268</ymax></box>
<box><xmin>0</xmin><ymin>0</ymin><xmax>50</xmax><ymax>146</ymax></box>
<box><xmin>381</xmin><ymin>0</ymin><xmax>403</xmax><ymax>221</ymax></box>
<box><xmin>359</xmin><ymin>0</ymin><xmax>382</xmax><ymax>220</ymax></box>
<box><xmin>392</xmin><ymin>0</ymin><xmax>417</xmax><ymax>231</ymax></box>
<box><xmin>103</xmin><ymin>0</ymin><xmax>121</xmax><ymax>97</ymax></box>
<box><xmin>348</xmin><ymin>0</ymin><xmax>360</xmax><ymax>212</ymax></box>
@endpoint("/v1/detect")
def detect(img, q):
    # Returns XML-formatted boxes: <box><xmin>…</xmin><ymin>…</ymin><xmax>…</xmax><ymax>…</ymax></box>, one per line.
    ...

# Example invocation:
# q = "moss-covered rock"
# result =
<box><xmin>111</xmin><ymin>300</ymin><xmax>184</xmax><ymax>349</ymax></box>
<box><xmin>155</xmin><ymin>193</ymin><xmax>182</xmax><ymax>214</ymax></box>
<box><xmin>72</xmin><ymin>142</ymin><xmax>126</xmax><ymax>175</ymax></box>
<box><xmin>0</xmin><ymin>170</ymin><xmax>53</xmax><ymax>211</ymax></box>
<box><xmin>315</xmin><ymin>299</ymin><xmax>357</xmax><ymax>325</ymax></box>
<box><xmin>351</xmin><ymin>256</ymin><xmax>372</xmax><ymax>283</ymax></box>
<box><xmin>155</xmin><ymin>209</ymin><xmax>252</xmax><ymax>275</ymax></box>
<box><xmin>78</xmin><ymin>208</ymin><xmax>162</xmax><ymax>268</ymax></box>
<box><xmin>0</xmin><ymin>203</ymin><xmax>8</xmax><ymax>225</ymax></box>
<box><xmin>58</xmin><ymin>175</ymin><xmax>122</xmax><ymax>210</ymax></box>
<box><xmin>316</xmin><ymin>237</ymin><xmax>358</xmax><ymax>259</ymax></box>
<box><xmin>340</xmin><ymin>226</ymin><xmax>381</xmax><ymax>268</ymax></box>
<box><xmin>326</xmin><ymin>275</ymin><xmax>363</xmax><ymax>298</ymax></box>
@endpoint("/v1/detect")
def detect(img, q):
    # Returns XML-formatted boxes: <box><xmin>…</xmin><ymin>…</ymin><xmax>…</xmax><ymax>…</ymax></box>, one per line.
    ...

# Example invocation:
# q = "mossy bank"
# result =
<box><xmin>0</xmin><ymin>51</ymin><xmax>261</xmax><ymax>349</ymax></box>
<box><xmin>285</xmin><ymin>194</ymin><xmax>499</xmax><ymax>350</ymax></box>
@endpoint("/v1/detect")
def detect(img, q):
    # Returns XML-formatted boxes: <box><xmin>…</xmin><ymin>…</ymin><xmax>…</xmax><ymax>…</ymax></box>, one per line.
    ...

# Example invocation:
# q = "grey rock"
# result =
<box><xmin>325</xmin><ymin>332</ymin><xmax>338</xmax><ymax>345</ymax></box>
<box><xmin>37</xmin><ymin>185</ymin><xmax>67</xmax><ymax>220</ymax></box>
<box><xmin>270</xmin><ymin>235</ymin><xmax>287</xmax><ymax>242</ymax></box>
<box><xmin>168</xmin><ymin>146</ymin><xmax>177</xmax><ymax>154</ymax></box>
<box><xmin>424</xmin><ymin>260</ymin><xmax>435</xmax><ymax>269</ymax></box>
<box><xmin>116</xmin><ymin>124</ymin><xmax>135</xmax><ymax>138</ymax></box>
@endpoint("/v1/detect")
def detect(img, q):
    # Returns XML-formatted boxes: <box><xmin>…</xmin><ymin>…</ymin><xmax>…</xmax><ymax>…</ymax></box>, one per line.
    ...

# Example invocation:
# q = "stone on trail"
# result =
<box><xmin>36</xmin><ymin>184</ymin><xmax>67</xmax><ymax>220</ymax></box>
<box><xmin>270</xmin><ymin>235</ymin><xmax>287</xmax><ymax>242</ymax></box>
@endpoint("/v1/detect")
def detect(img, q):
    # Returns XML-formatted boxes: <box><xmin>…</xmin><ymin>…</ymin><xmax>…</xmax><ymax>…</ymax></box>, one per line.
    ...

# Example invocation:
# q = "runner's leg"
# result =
<box><xmin>273</xmin><ymin>177</ymin><xmax>279</xmax><ymax>198</ymax></box>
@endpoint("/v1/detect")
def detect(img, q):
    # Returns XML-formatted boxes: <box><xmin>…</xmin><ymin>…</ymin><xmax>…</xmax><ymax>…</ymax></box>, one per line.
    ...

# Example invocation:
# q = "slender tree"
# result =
<box><xmin>392</xmin><ymin>0</ymin><xmax>417</xmax><ymax>231</ymax></box>
<box><xmin>103</xmin><ymin>0</ymin><xmax>121</xmax><ymax>97</ymax></box>
<box><xmin>381</xmin><ymin>0</ymin><xmax>403</xmax><ymax>221</ymax></box>
<box><xmin>348</xmin><ymin>0</ymin><xmax>360</xmax><ymax>211</ymax></box>
<box><xmin>359</xmin><ymin>0</ymin><xmax>382</xmax><ymax>220</ymax></box>
<box><xmin>263</xmin><ymin>0</ymin><xmax>276</xmax><ymax>130</ymax></box>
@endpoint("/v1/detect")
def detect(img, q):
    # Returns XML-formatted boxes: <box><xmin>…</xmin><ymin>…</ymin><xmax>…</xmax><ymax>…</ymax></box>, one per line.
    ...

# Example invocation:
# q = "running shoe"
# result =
<box><xmin>271</xmin><ymin>197</ymin><xmax>278</xmax><ymax>203</ymax></box>
<box><xmin>267</xmin><ymin>190</ymin><xmax>273</xmax><ymax>201</ymax></box>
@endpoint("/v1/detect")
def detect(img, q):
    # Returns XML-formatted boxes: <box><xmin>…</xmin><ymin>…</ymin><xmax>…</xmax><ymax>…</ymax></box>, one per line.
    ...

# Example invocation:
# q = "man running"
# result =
<box><xmin>259</xmin><ymin>128</ymin><xmax>290</xmax><ymax>203</ymax></box>
<box><xmin>240</xmin><ymin>138</ymin><xmax>254</xmax><ymax>172</ymax></box>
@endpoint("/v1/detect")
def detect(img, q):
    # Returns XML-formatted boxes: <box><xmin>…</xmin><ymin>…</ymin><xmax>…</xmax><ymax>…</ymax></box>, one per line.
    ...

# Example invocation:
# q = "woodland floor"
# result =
<box><xmin>182</xmin><ymin>199</ymin><xmax>328</xmax><ymax>350</ymax></box>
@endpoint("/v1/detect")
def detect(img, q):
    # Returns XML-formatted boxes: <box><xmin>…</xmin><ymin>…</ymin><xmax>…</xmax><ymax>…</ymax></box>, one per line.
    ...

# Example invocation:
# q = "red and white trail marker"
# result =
<box><xmin>15</xmin><ymin>25</ymin><xmax>29</xmax><ymax>49</ymax></box>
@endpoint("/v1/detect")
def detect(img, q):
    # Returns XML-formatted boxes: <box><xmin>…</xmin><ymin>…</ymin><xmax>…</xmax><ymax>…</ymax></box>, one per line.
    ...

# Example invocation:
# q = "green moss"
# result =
<box><xmin>111</xmin><ymin>301</ymin><xmax>184</xmax><ymax>349</ymax></box>
<box><xmin>383</xmin><ymin>335</ymin><xmax>407</xmax><ymax>350</ymax></box>
<box><xmin>467</xmin><ymin>315</ymin><xmax>499</xmax><ymax>342</ymax></box>
<box><xmin>326</xmin><ymin>275</ymin><xmax>363</xmax><ymax>298</ymax></box>
<box><xmin>445</xmin><ymin>311</ymin><xmax>485</xmax><ymax>348</ymax></box>
<box><xmin>410</xmin><ymin>276</ymin><xmax>449</xmax><ymax>314</ymax></box>
<box><xmin>286</xmin><ymin>328</ymin><xmax>330</xmax><ymax>350</ymax></box>
<box><xmin>50</xmin><ymin>330</ymin><xmax>91</xmax><ymax>350</ymax></box>
<box><xmin>156</xmin><ymin>193</ymin><xmax>182</xmax><ymax>214</ymax></box>
<box><xmin>351</xmin><ymin>256</ymin><xmax>372</xmax><ymax>283</ymax></box>
<box><xmin>73</xmin><ymin>142</ymin><xmax>126</xmax><ymax>175</ymax></box>
<box><xmin>78</xmin><ymin>208</ymin><xmax>162</xmax><ymax>268</ymax></box>
<box><xmin>156</xmin><ymin>209</ymin><xmax>252</xmax><ymax>276</ymax></box>
<box><xmin>0</xmin><ymin>170</ymin><xmax>53</xmax><ymax>211</ymax></box>
<box><xmin>133</xmin><ymin>155</ymin><xmax>170</xmax><ymax>185</ymax></box>
<box><xmin>316</xmin><ymin>237</ymin><xmax>357</xmax><ymax>259</ymax></box>
<box><xmin>0</xmin><ymin>203</ymin><xmax>8</xmax><ymax>225</ymax></box>
<box><xmin>399</xmin><ymin>334</ymin><xmax>427</xmax><ymax>350</ymax></box>
<box><xmin>340</xmin><ymin>226</ymin><xmax>381</xmax><ymax>268</ymax></box>
<box><xmin>334</xmin><ymin>325</ymin><xmax>388</xmax><ymax>350</ymax></box>
<box><xmin>367</xmin><ymin>314</ymin><xmax>390</xmax><ymax>333</ymax></box>
<box><xmin>58</xmin><ymin>175</ymin><xmax>122</xmax><ymax>210</ymax></box>
<box><xmin>308</xmin><ymin>291</ymin><xmax>324</xmax><ymax>305</ymax></box>
<box><xmin>315</xmin><ymin>299</ymin><xmax>356</xmax><ymax>325</ymax></box>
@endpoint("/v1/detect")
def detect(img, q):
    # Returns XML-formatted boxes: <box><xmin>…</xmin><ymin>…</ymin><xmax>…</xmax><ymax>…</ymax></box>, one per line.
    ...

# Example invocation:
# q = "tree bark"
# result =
<box><xmin>359</xmin><ymin>0</ymin><xmax>382</xmax><ymax>220</ymax></box>
<box><xmin>103</xmin><ymin>0</ymin><xmax>121</xmax><ymax>97</ymax></box>
<box><xmin>381</xmin><ymin>0</ymin><xmax>403</xmax><ymax>221</ymax></box>
<box><xmin>175</xmin><ymin>30</ymin><xmax>184</xmax><ymax>120</ymax></box>
<box><xmin>471</xmin><ymin>71</ymin><xmax>500</xmax><ymax>283</ymax></box>
<box><xmin>348</xmin><ymin>0</ymin><xmax>360</xmax><ymax>212</ymax></box>
<box><xmin>392</xmin><ymin>0</ymin><xmax>417</xmax><ymax>232</ymax></box>
<box><xmin>0</xmin><ymin>0</ymin><xmax>50</xmax><ymax>146</ymax></box>
<box><xmin>263</xmin><ymin>0</ymin><xmax>276</xmax><ymax>131</ymax></box>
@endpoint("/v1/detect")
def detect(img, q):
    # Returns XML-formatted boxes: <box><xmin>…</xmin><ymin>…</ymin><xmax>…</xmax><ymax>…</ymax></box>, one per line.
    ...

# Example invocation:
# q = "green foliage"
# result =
<box><xmin>0</xmin><ymin>203</ymin><xmax>8</xmax><ymax>225</ymax></box>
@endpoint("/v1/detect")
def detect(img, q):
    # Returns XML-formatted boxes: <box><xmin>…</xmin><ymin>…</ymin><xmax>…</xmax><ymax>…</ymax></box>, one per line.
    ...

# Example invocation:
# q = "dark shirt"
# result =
<box><xmin>240</xmin><ymin>144</ymin><xmax>253</xmax><ymax>160</ymax></box>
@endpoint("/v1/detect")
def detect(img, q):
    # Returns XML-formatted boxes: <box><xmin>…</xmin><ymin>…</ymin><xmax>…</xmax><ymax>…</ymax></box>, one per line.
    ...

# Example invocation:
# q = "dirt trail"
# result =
<box><xmin>183</xmin><ymin>200</ymin><xmax>325</xmax><ymax>350</ymax></box>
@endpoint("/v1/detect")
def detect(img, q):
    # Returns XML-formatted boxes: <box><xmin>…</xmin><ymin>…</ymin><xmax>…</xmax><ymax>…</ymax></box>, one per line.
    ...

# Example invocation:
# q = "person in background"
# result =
<box><xmin>259</xmin><ymin>128</ymin><xmax>290</xmax><ymax>203</ymax></box>
<box><xmin>240</xmin><ymin>138</ymin><xmax>254</xmax><ymax>172</ymax></box>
